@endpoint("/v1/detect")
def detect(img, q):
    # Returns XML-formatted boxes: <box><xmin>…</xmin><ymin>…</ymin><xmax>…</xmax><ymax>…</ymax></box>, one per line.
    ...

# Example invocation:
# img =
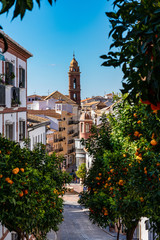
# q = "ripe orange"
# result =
<box><xmin>5</xmin><ymin>177</ymin><xmax>10</xmax><ymax>182</ymax></box>
<box><xmin>140</xmin><ymin>197</ymin><xmax>144</xmax><ymax>202</ymax></box>
<box><xmin>137</xmin><ymin>120</ymin><xmax>141</xmax><ymax>124</ymax></box>
<box><xmin>133</xmin><ymin>113</ymin><xmax>137</xmax><ymax>118</ymax></box>
<box><xmin>19</xmin><ymin>191</ymin><xmax>24</xmax><ymax>197</ymax></box>
<box><xmin>20</xmin><ymin>168</ymin><xmax>24</xmax><ymax>173</ymax></box>
<box><xmin>12</xmin><ymin>168</ymin><xmax>19</xmax><ymax>175</ymax></box>
<box><xmin>150</xmin><ymin>139</ymin><xmax>158</xmax><ymax>146</ymax></box>
<box><xmin>24</xmin><ymin>190</ymin><xmax>28</xmax><ymax>195</ymax></box>
<box><xmin>0</xmin><ymin>174</ymin><xmax>3</xmax><ymax>178</ymax></box>
<box><xmin>134</xmin><ymin>131</ymin><xmax>139</xmax><ymax>137</ymax></box>
<box><xmin>8</xmin><ymin>180</ymin><xmax>13</xmax><ymax>184</ymax></box>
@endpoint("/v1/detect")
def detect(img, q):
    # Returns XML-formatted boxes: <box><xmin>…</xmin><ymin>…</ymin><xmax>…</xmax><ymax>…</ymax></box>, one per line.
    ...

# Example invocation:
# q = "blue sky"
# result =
<box><xmin>1</xmin><ymin>0</ymin><xmax>123</xmax><ymax>99</ymax></box>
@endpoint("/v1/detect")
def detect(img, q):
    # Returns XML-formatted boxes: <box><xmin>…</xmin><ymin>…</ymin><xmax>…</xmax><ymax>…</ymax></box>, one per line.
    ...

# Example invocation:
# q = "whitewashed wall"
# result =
<box><xmin>28</xmin><ymin>125</ymin><xmax>46</xmax><ymax>151</ymax></box>
<box><xmin>4</xmin><ymin>113</ymin><xmax>16</xmax><ymax>141</ymax></box>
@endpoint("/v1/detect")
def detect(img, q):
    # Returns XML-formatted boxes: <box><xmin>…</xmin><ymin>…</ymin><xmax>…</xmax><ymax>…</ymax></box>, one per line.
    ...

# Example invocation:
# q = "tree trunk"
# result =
<box><xmin>126</xmin><ymin>225</ymin><xmax>137</xmax><ymax>240</ymax></box>
<box><xmin>116</xmin><ymin>218</ymin><xmax>121</xmax><ymax>240</ymax></box>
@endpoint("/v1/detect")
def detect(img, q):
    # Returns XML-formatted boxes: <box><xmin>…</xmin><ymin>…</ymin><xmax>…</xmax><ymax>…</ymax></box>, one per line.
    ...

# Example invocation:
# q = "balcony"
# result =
<box><xmin>68</xmin><ymin>148</ymin><xmax>75</xmax><ymax>154</ymax></box>
<box><xmin>73</xmin><ymin>132</ymin><xmax>79</xmax><ymax>137</ymax></box>
<box><xmin>68</xmin><ymin>139</ymin><xmax>74</xmax><ymax>144</ymax></box>
<box><xmin>54</xmin><ymin>139</ymin><xmax>59</xmax><ymax>143</ymax></box>
<box><xmin>59</xmin><ymin>138</ymin><xmax>64</xmax><ymax>142</ymax></box>
<box><xmin>59</xmin><ymin>127</ymin><xmax>63</xmax><ymax>132</ymax></box>
<box><xmin>68</xmin><ymin>120</ymin><xmax>74</xmax><ymax>125</ymax></box>
<box><xmin>73</xmin><ymin>120</ymin><xmax>79</xmax><ymax>124</ymax></box>
<box><xmin>68</xmin><ymin>130</ymin><xmax>74</xmax><ymax>135</ymax></box>
<box><xmin>55</xmin><ymin>147</ymin><xmax>63</xmax><ymax>153</ymax></box>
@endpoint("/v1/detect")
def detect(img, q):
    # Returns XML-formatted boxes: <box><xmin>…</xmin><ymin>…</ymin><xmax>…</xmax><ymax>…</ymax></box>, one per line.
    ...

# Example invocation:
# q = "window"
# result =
<box><xmin>73</xmin><ymin>78</ymin><xmax>76</xmax><ymax>89</ymax></box>
<box><xmin>5</xmin><ymin>62</ymin><xmax>14</xmax><ymax>85</ymax></box>
<box><xmin>11</xmin><ymin>87</ymin><xmax>20</xmax><ymax>106</ymax></box>
<box><xmin>6</xmin><ymin>124</ymin><xmax>13</xmax><ymax>140</ymax></box>
<box><xmin>0</xmin><ymin>85</ymin><xmax>5</xmax><ymax>107</ymax></box>
<box><xmin>19</xmin><ymin>68</ymin><xmax>25</xmax><ymax>88</ymax></box>
<box><xmin>19</xmin><ymin>121</ymin><xmax>25</xmax><ymax>141</ymax></box>
<box><xmin>81</xmin><ymin>123</ymin><xmax>84</xmax><ymax>133</ymax></box>
<box><xmin>11</xmin><ymin>233</ymin><xmax>18</xmax><ymax>240</ymax></box>
<box><xmin>86</xmin><ymin>123</ymin><xmax>90</xmax><ymax>133</ymax></box>
<box><xmin>73</xmin><ymin>93</ymin><xmax>77</xmax><ymax>100</ymax></box>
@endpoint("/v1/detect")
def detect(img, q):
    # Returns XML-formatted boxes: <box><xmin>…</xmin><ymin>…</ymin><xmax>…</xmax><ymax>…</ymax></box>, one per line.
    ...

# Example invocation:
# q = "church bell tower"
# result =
<box><xmin>68</xmin><ymin>54</ymin><xmax>81</xmax><ymax>106</ymax></box>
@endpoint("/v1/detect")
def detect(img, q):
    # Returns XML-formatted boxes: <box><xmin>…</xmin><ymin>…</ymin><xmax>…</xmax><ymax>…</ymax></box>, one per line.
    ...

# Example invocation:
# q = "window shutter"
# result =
<box><xmin>0</xmin><ymin>85</ymin><xmax>5</xmax><ymax>106</ymax></box>
<box><xmin>23</xmin><ymin>121</ymin><xmax>25</xmax><ymax>139</ymax></box>
<box><xmin>9</xmin><ymin>62</ymin><xmax>13</xmax><ymax>85</ymax></box>
<box><xmin>22</xmin><ymin>68</ymin><xmax>25</xmax><ymax>88</ymax></box>
<box><xmin>19</xmin><ymin>68</ymin><xmax>25</xmax><ymax>88</ymax></box>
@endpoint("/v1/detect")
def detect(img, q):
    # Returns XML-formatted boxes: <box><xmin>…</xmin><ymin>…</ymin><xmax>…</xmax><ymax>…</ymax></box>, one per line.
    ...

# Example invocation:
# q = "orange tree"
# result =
<box><xmin>0</xmin><ymin>136</ymin><xmax>71</xmax><ymax>240</ymax></box>
<box><xmin>79</xmin><ymin>99</ymin><xmax>160</xmax><ymax>240</ymax></box>
<box><xmin>101</xmin><ymin>0</ymin><xmax>160</xmax><ymax>107</ymax></box>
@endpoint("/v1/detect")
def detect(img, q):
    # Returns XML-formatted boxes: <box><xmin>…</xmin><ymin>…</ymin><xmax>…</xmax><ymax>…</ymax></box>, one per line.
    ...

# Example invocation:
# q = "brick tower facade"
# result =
<box><xmin>68</xmin><ymin>54</ymin><xmax>81</xmax><ymax>106</ymax></box>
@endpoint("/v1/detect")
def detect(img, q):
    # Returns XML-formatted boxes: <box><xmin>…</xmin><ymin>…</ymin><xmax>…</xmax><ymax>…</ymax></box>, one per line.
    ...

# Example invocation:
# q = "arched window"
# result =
<box><xmin>86</xmin><ymin>123</ymin><xmax>90</xmax><ymax>133</ymax></box>
<box><xmin>81</xmin><ymin>123</ymin><xmax>84</xmax><ymax>133</ymax></box>
<box><xmin>73</xmin><ymin>93</ymin><xmax>77</xmax><ymax>100</ymax></box>
<box><xmin>73</xmin><ymin>78</ymin><xmax>76</xmax><ymax>89</ymax></box>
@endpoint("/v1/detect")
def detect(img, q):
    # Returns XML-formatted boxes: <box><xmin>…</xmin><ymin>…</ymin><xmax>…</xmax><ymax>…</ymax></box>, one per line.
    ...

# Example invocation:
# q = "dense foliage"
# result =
<box><xmin>0</xmin><ymin>0</ymin><xmax>56</xmax><ymax>20</ymax></box>
<box><xmin>0</xmin><ymin>136</ymin><xmax>71</xmax><ymax>240</ymax></box>
<box><xmin>79</xmin><ymin>99</ymin><xmax>160</xmax><ymax>240</ymax></box>
<box><xmin>101</xmin><ymin>0</ymin><xmax>160</xmax><ymax>107</ymax></box>
<box><xmin>76</xmin><ymin>163</ymin><xmax>87</xmax><ymax>183</ymax></box>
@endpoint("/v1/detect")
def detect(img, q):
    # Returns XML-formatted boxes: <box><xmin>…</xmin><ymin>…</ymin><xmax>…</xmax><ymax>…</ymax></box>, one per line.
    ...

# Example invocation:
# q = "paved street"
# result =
<box><xmin>56</xmin><ymin>184</ymin><xmax>125</xmax><ymax>240</ymax></box>
<box><xmin>57</xmin><ymin>202</ymin><xmax>115</xmax><ymax>240</ymax></box>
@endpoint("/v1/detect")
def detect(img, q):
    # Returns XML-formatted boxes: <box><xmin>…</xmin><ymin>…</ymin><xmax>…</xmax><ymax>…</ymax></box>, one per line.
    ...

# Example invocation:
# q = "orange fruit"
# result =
<box><xmin>12</xmin><ymin>168</ymin><xmax>19</xmax><ymax>175</ymax></box>
<box><xmin>133</xmin><ymin>113</ymin><xmax>137</xmax><ymax>118</ymax></box>
<box><xmin>5</xmin><ymin>177</ymin><xmax>10</xmax><ymax>182</ymax></box>
<box><xmin>8</xmin><ymin>180</ymin><xmax>13</xmax><ymax>184</ymax></box>
<box><xmin>123</xmin><ymin>154</ymin><xmax>127</xmax><ymax>157</ymax></box>
<box><xmin>24</xmin><ymin>190</ymin><xmax>28</xmax><ymax>195</ymax></box>
<box><xmin>140</xmin><ymin>197</ymin><xmax>144</xmax><ymax>202</ymax></box>
<box><xmin>20</xmin><ymin>168</ymin><xmax>24</xmax><ymax>173</ymax></box>
<box><xmin>137</xmin><ymin>120</ymin><xmax>141</xmax><ymax>124</ymax></box>
<box><xmin>0</xmin><ymin>174</ymin><xmax>3</xmax><ymax>178</ymax></box>
<box><xmin>150</xmin><ymin>139</ymin><xmax>158</xmax><ymax>146</ymax></box>
<box><xmin>134</xmin><ymin>131</ymin><xmax>139</xmax><ymax>137</ymax></box>
<box><xmin>19</xmin><ymin>191</ymin><xmax>24</xmax><ymax>197</ymax></box>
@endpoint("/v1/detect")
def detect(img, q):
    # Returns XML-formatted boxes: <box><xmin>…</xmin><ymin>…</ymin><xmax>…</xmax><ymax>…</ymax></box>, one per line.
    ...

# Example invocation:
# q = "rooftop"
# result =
<box><xmin>44</xmin><ymin>90</ymin><xmax>77</xmax><ymax>105</ymax></box>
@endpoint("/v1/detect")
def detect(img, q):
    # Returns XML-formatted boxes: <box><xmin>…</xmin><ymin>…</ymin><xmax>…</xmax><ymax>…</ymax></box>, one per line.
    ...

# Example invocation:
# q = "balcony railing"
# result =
<box><xmin>59</xmin><ymin>138</ymin><xmax>64</xmax><ymax>142</ymax></box>
<box><xmin>73</xmin><ymin>120</ymin><xmax>79</xmax><ymax>124</ymax></box>
<box><xmin>68</xmin><ymin>148</ymin><xmax>75</xmax><ymax>154</ymax></box>
<box><xmin>68</xmin><ymin>120</ymin><xmax>74</xmax><ymax>125</ymax></box>
<box><xmin>68</xmin><ymin>130</ymin><xmax>74</xmax><ymax>135</ymax></box>
<box><xmin>55</xmin><ymin>147</ymin><xmax>63</xmax><ymax>153</ymax></box>
<box><xmin>68</xmin><ymin>139</ymin><xmax>74</xmax><ymax>144</ymax></box>
<box><xmin>73</xmin><ymin>132</ymin><xmax>79</xmax><ymax>137</ymax></box>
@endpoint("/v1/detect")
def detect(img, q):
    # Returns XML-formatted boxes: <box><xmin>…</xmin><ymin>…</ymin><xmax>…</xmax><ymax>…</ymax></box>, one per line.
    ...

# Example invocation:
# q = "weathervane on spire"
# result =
<box><xmin>73</xmin><ymin>51</ymin><xmax>75</xmax><ymax>58</ymax></box>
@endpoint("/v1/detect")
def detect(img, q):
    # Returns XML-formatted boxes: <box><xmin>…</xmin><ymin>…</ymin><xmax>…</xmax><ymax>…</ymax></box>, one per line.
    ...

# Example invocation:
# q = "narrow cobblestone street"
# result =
<box><xmin>56</xmin><ymin>184</ymin><xmax>126</xmax><ymax>240</ymax></box>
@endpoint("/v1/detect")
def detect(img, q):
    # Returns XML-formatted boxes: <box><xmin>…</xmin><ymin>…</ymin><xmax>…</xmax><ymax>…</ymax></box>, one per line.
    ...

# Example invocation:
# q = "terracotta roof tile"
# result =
<box><xmin>27</xmin><ymin>110</ymin><xmax>61</xmax><ymax>119</ymax></box>
<box><xmin>44</xmin><ymin>90</ymin><xmax>76</xmax><ymax>105</ymax></box>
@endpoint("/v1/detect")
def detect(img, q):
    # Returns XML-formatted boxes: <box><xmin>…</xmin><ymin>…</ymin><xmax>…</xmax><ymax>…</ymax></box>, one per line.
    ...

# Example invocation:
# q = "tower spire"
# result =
<box><xmin>73</xmin><ymin>51</ymin><xmax>75</xmax><ymax>58</ymax></box>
